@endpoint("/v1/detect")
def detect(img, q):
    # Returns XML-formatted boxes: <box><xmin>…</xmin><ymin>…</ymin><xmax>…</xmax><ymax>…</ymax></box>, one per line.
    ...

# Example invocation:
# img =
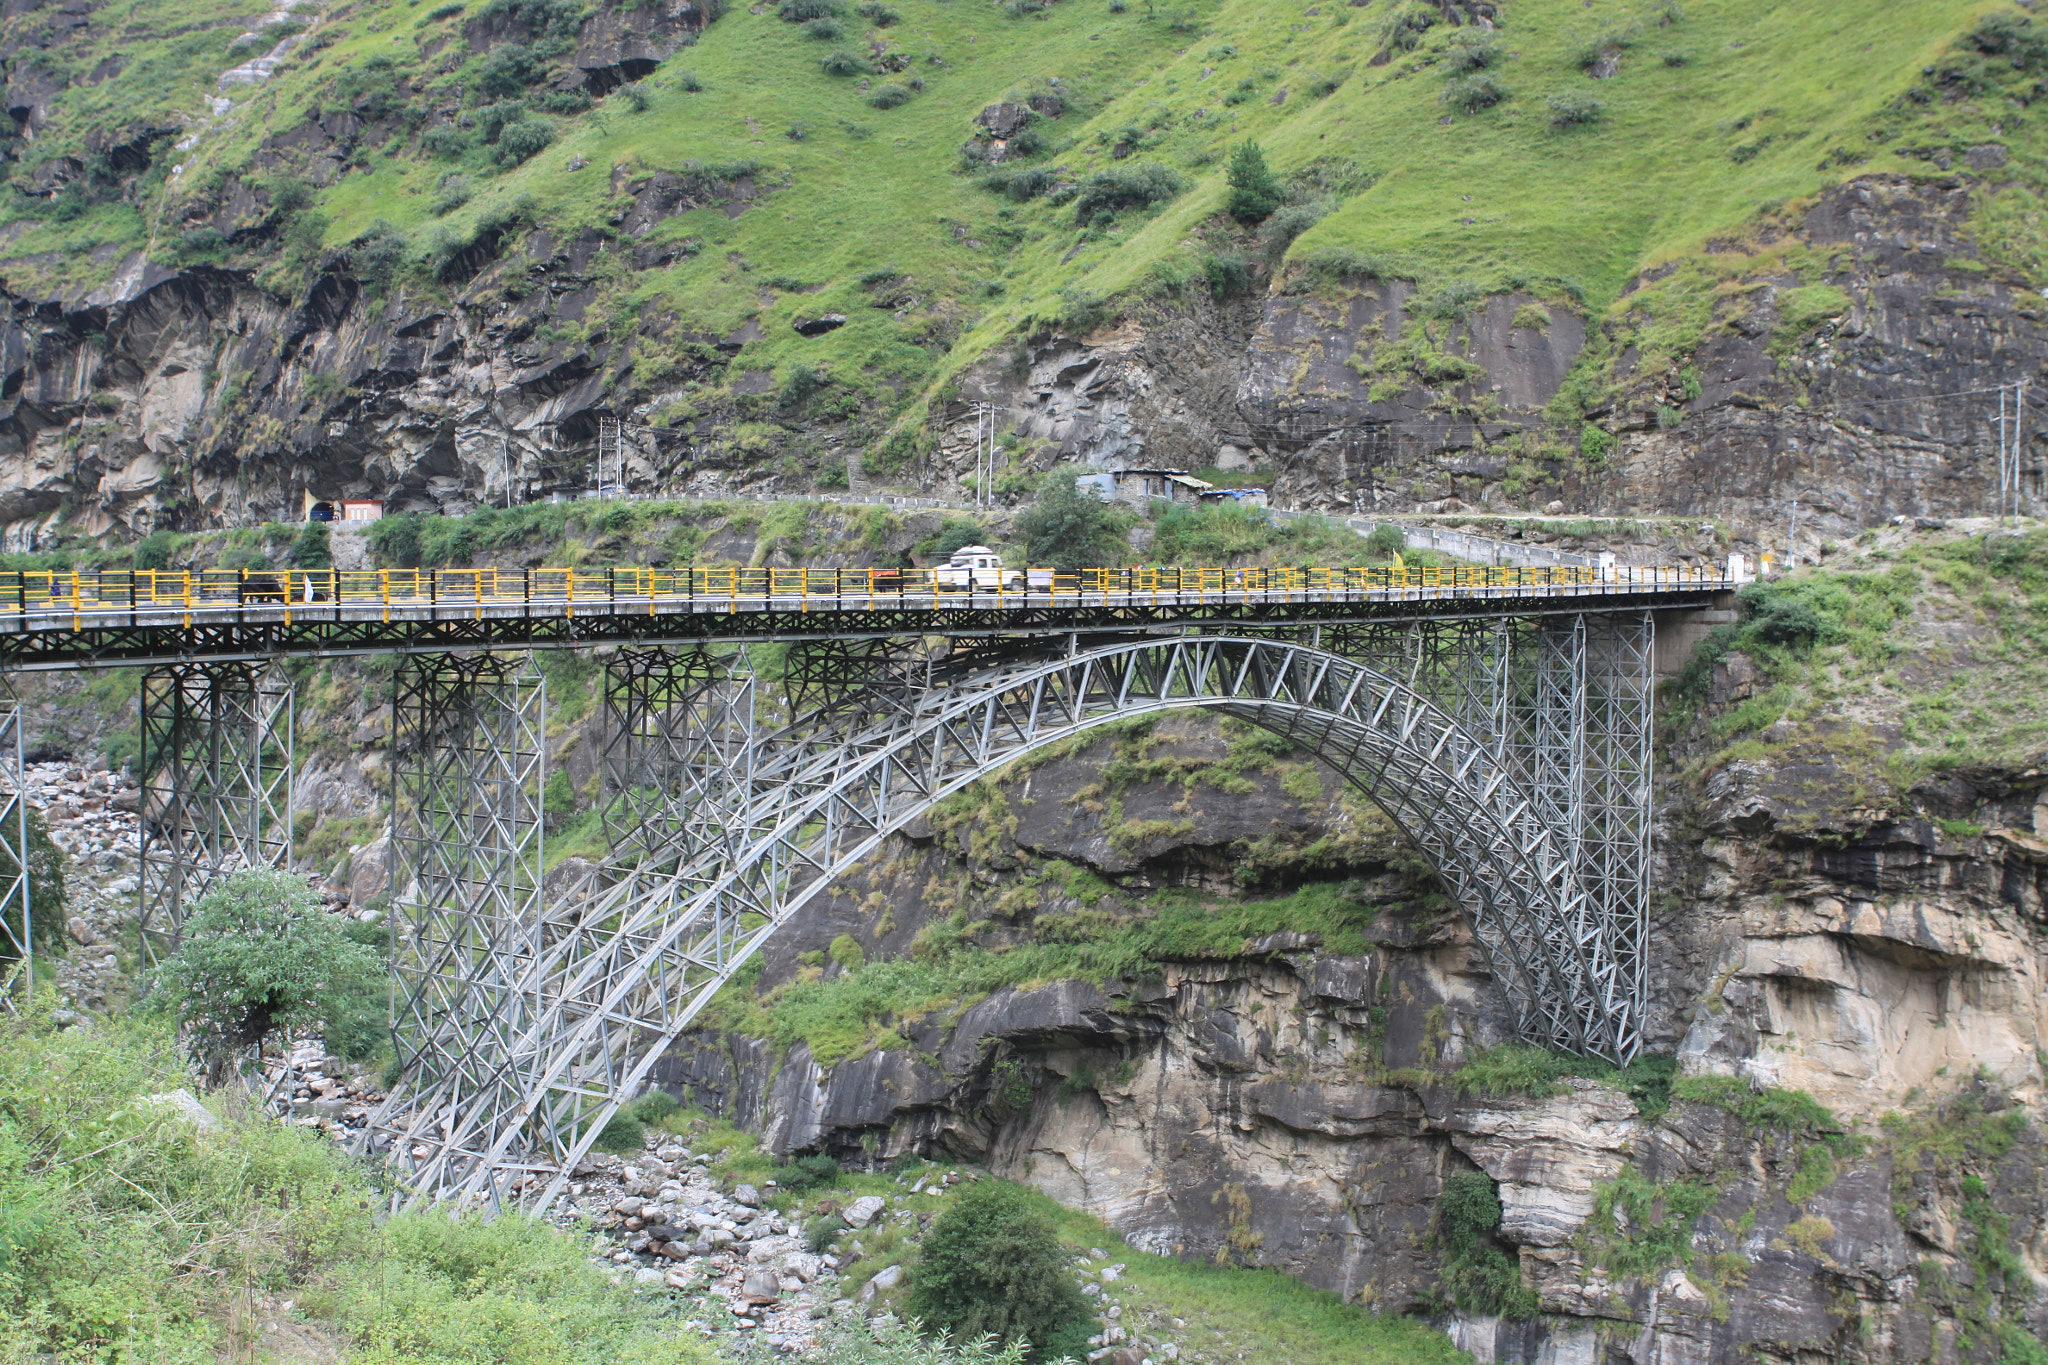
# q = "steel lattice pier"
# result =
<box><xmin>355</xmin><ymin>614</ymin><xmax>1658</xmax><ymax>1212</ymax></box>
<box><xmin>138</xmin><ymin>661</ymin><xmax>295</xmax><ymax>954</ymax></box>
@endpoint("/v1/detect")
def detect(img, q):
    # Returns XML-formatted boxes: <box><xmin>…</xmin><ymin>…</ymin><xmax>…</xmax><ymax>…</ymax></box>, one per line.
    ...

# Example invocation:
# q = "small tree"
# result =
<box><xmin>149</xmin><ymin>867</ymin><xmax>383</xmax><ymax>1085</ymax></box>
<box><xmin>907</xmin><ymin>1182</ymin><xmax>1094</xmax><ymax>1362</ymax></box>
<box><xmin>1225</xmin><ymin>141</ymin><xmax>1283</xmax><ymax>224</ymax></box>
<box><xmin>1012</xmin><ymin>468</ymin><xmax>1123</xmax><ymax>572</ymax></box>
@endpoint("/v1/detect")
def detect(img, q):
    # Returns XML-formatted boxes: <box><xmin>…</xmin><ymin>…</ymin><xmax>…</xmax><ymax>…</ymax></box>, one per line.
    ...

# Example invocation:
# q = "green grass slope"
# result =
<box><xmin>0</xmin><ymin>0</ymin><xmax>2038</xmax><ymax>447</ymax></box>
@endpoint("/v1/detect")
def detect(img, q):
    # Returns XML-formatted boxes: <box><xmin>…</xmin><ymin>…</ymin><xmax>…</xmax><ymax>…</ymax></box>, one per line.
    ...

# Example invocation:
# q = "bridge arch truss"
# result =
<box><xmin>359</xmin><ymin>616</ymin><xmax>1653</xmax><ymax>1211</ymax></box>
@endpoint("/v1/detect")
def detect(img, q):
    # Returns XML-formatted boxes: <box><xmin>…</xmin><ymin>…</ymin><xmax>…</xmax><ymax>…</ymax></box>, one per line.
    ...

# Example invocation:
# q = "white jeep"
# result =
<box><xmin>933</xmin><ymin>544</ymin><xmax>1024</xmax><ymax>591</ymax></box>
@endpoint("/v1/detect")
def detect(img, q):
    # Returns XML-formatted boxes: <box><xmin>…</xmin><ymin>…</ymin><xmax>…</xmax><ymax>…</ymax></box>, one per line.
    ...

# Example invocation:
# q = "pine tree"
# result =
<box><xmin>907</xmin><ymin>1182</ymin><xmax>1095</xmax><ymax>1362</ymax></box>
<box><xmin>1225</xmin><ymin>140</ymin><xmax>1283</xmax><ymax>224</ymax></box>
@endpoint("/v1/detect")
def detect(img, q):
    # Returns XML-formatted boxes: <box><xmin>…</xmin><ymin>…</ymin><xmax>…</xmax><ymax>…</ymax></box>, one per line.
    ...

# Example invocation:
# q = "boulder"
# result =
<box><xmin>843</xmin><ymin>1194</ymin><xmax>887</xmax><ymax>1227</ymax></box>
<box><xmin>732</xmin><ymin>1183</ymin><xmax>762</xmax><ymax>1208</ymax></box>
<box><xmin>145</xmin><ymin>1089</ymin><xmax>221</xmax><ymax>1134</ymax></box>
<box><xmin>741</xmin><ymin>1268</ymin><xmax>782</xmax><ymax>1305</ymax></box>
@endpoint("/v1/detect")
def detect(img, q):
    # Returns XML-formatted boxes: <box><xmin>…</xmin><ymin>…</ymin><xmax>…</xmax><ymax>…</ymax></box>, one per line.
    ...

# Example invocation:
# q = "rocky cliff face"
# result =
<box><xmin>0</xmin><ymin>165</ymin><xmax>2039</xmax><ymax>552</ymax></box>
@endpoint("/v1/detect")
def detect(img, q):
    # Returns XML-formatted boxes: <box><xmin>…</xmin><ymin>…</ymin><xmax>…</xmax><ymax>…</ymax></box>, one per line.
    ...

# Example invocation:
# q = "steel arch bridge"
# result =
<box><xmin>0</xmin><ymin>560</ymin><xmax>1722</xmax><ymax>1210</ymax></box>
<box><xmin>357</xmin><ymin>618</ymin><xmax>1654</xmax><ymax>1212</ymax></box>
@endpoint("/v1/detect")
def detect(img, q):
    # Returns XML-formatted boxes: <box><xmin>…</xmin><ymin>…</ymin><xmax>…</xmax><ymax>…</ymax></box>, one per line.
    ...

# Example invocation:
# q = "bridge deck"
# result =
<box><xmin>0</xmin><ymin>564</ymin><xmax>1737</xmax><ymax>668</ymax></box>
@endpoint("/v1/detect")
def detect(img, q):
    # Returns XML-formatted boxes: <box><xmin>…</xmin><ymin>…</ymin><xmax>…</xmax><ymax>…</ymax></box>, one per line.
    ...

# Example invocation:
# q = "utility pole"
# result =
<box><xmin>2013</xmin><ymin>379</ymin><xmax>2027</xmax><ymax>526</ymax></box>
<box><xmin>968</xmin><ymin>402</ymin><xmax>1001</xmax><ymax>511</ymax></box>
<box><xmin>1787</xmin><ymin>498</ymin><xmax>1799</xmax><ymax>571</ymax></box>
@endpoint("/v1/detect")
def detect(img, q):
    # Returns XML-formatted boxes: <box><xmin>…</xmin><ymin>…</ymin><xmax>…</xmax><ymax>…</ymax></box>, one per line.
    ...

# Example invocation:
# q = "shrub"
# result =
<box><xmin>774</xmin><ymin>1152</ymin><xmax>843</xmax><ymax>1192</ymax></box>
<box><xmin>431</xmin><ymin>173</ymin><xmax>471</xmax><ymax>214</ymax></box>
<box><xmin>426</xmin><ymin>0</ymin><xmax>465</xmax><ymax>15</ymax></box>
<box><xmin>494</xmin><ymin>118</ymin><xmax>555</xmax><ymax>165</ymax></box>
<box><xmin>133</xmin><ymin>528</ymin><xmax>180</xmax><ymax>570</ymax></box>
<box><xmin>1259</xmin><ymin>199</ymin><xmax>1328</xmax><ymax>260</ymax></box>
<box><xmin>869</xmin><ymin>82</ymin><xmax>913</xmax><ymax>108</ymax></box>
<box><xmin>1014</xmin><ymin>468</ymin><xmax>1124</xmax><ymax>571</ymax></box>
<box><xmin>616</xmin><ymin>81</ymin><xmax>650</xmax><ymax>111</ymax></box>
<box><xmin>803</xmin><ymin>16</ymin><xmax>843</xmax><ymax>38</ymax></box>
<box><xmin>1443</xmin><ymin>73</ymin><xmax>1507</xmax><ymax>112</ymax></box>
<box><xmin>293</xmin><ymin>520</ymin><xmax>333</xmax><ymax>569</ymax></box>
<box><xmin>168</xmin><ymin>226</ymin><xmax>229</xmax><ymax>267</ymax></box>
<box><xmin>1365</xmin><ymin>524</ymin><xmax>1408</xmax><ymax>559</ymax></box>
<box><xmin>475</xmin><ymin>44</ymin><xmax>543</xmax><ymax>97</ymax></box>
<box><xmin>350</xmin><ymin>220</ymin><xmax>410</xmax><ymax>292</ymax></box>
<box><xmin>627</xmin><ymin>1088</ymin><xmax>681</xmax><ymax>1125</ymax></box>
<box><xmin>984</xmin><ymin>165</ymin><xmax>1056</xmax><ymax>201</ymax></box>
<box><xmin>421</xmin><ymin>124</ymin><xmax>471</xmax><ymax>158</ymax></box>
<box><xmin>146</xmin><ymin>867</ymin><xmax>383</xmax><ymax>1085</ymax></box>
<box><xmin>857</xmin><ymin>1</ymin><xmax>898</xmax><ymax>24</ymax></box>
<box><xmin>1444</xmin><ymin>35</ymin><xmax>1500</xmax><ymax>74</ymax></box>
<box><xmin>1572</xmin><ymin>26</ymin><xmax>1639</xmax><ymax>71</ymax></box>
<box><xmin>675</xmin><ymin>68</ymin><xmax>704</xmax><ymax>91</ymax></box>
<box><xmin>1071</xmin><ymin>161</ymin><xmax>1187</xmax><ymax>225</ymax></box>
<box><xmin>928</xmin><ymin>516</ymin><xmax>987</xmax><ymax>559</ymax></box>
<box><xmin>777</xmin><ymin>0</ymin><xmax>840</xmax><ymax>18</ymax></box>
<box><xmin>820</xmin><ymin>48</ymin><xmax>871</xmax><ymax>76</ymax></box>
<box><xmin>1547</xmin><ymin>92</ymin><xmax>1604</xmax><ymax>129</ymax></box>
<box><xmin>1738</xmin><ymin>581</ymin><xmax>1837</xmax><ymax>649</ymax></box>
<box><xmin>803</xmin><ymin>1214</ymin><xmax>845</xmax><ymax>1253</ymax></box>
<box><xmin>1201</xmin><ymin>249</ymin><xmax>1254</xmax><ymax>299</ymax></box>
<box><xmin>1435</xmin><ymin>1172</ymin><xmax>1537</xmax><ymax>1318</ymax></box>
<box><xmin>908</xmin><ymin>1182</ymin><xmax>1095</xmax><ymax>1361</ymax></box>
<box><xmin>1224</xmin><ymin>140</ymin><xmax>1282</xmax><ymax>224</ymax></box>
<box><xmin>780</xmin><ymin>361</ymin><xmax>829</xmax><ymax>408</ymax></box>
<box><xmin>592</xmin><ymin>1110</ymin><xmax>646</xmax><ymax>1153</ymax></box>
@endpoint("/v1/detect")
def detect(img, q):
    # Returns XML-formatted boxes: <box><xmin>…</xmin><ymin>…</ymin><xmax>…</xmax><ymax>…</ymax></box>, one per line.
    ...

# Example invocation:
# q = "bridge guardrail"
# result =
<box><xmin>0</xmin><ymin>563</ymin><xmax>1737</xmax><ymax>619</ymax></box>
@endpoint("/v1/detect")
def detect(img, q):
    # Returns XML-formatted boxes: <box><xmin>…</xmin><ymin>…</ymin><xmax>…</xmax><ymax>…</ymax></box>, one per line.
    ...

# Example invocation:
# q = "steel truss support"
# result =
<box><xmin>597</xmin><ymin>646</ymin><xmax>757</xmax><ymax>874</ymax></box>
<box><xmin>379</xmin><ymin>653</ymin><xmax>548</xmax><ymax>1200</ymax></box>
<box><xmin>371</xmin><ymin>629</ymin><xmax>1657</xmax><ymax>1213</ymax></box>
<box><xmin>138</xmin><ymin>661</ymin><xmax>294</xmax><ymax>954</ymax></box>
<box><xmin>0</xmin><ymin>693</ymin><xmax>29</xmax><ymax>1006</ymax></box>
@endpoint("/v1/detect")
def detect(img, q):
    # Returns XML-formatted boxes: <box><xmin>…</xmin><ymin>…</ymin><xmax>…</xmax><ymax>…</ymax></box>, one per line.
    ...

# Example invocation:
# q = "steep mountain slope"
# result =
<box><xmin>0</xmin><ymin>0</ymin><xmax>2039</xmax><ymax>548</ymax></box>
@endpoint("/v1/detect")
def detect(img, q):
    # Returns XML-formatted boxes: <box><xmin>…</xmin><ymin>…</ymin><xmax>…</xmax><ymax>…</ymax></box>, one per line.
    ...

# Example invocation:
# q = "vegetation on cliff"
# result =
<box><xmin>1</xmin><ymin>0</ymin><xmax>2042</xmax><ymax>483</ymax></box>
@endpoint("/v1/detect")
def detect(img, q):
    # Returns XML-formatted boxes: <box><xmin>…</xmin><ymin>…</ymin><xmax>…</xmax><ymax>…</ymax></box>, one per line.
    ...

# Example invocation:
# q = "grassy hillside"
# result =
<box><xmin>0</xmin><ymin>0</ymin><xmax>2039</xmax><ymax>456</ymax></box>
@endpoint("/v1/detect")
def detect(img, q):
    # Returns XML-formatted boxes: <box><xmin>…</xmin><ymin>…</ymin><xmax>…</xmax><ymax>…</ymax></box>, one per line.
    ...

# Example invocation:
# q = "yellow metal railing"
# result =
<box><xmin>0</xmin><ymin>562</ymin><xmax>1733</xmax><ymax>617</ymax></box>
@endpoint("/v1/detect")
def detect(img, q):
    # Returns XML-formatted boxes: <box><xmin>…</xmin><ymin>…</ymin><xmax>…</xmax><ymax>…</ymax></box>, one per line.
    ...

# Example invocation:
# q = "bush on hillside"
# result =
<box><xmin>778</xmin><ymin>0</ymin><xmax>841</xmax><ymax>17</ymax></box>
<box><xmin>772</xmin><ymin>1152</ymin><xmax>842</xmax><ymax>1192</ymax></box>
<box><xmin>1444</xmin><ymin>34</ymin><xmax>1501</xmax><ymax>73</ymax></box>
<box><xmin>821</xmin><ymin>48</ymin><xmax>872</xmax><ymax>76</ymax></box>
<box><xmin>983</xmin><ymin>165</ymin><xmax>1058</xmax><ymax>201</ymax></box>
<box><xmin>350</xmin><ymin>220</ymin><xmax>411</xmax><ymax>292</ymax></box>
<box><xmin>869</xmin><ymin>82</ymin><xmax>914</xmax><ymax>108</ymax></box>
<box><xmin>494</xmin><ymin>118</ymin><xmax>555</xmax><ymax>165</ymax></box>
<box><xmin>1071</xmin><ymin>161</ymin><xmax>1187</xmax><ymax>226</ymax></box>
<box><xmin>475</xmin><ymin>45</ymin><xmax>544</xmax><ymax>97</ymax></box>
<box><xmin>1547</xmin><ymin>92</ymin><xmax>1604</xmax><ymax>129</ymax></box>
<box><xmin>1013</xmin><ymin>469</ymin><xmax>1123</xmax><ymax>572</ymax></box>
<box><xmin>907</xmin><ymin>1182</ymin><xmax>1095</xmax><ymax>1361</ymax></box>
<box><xmin>146</xmin><ymin>867</ymin><xmax>382</xmax><ymax>1085</ymax></box>
<box><xmin>1444</xmin><ymin>73</ymin><xmax>1508</xmax><ymax>113</ymax></box>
